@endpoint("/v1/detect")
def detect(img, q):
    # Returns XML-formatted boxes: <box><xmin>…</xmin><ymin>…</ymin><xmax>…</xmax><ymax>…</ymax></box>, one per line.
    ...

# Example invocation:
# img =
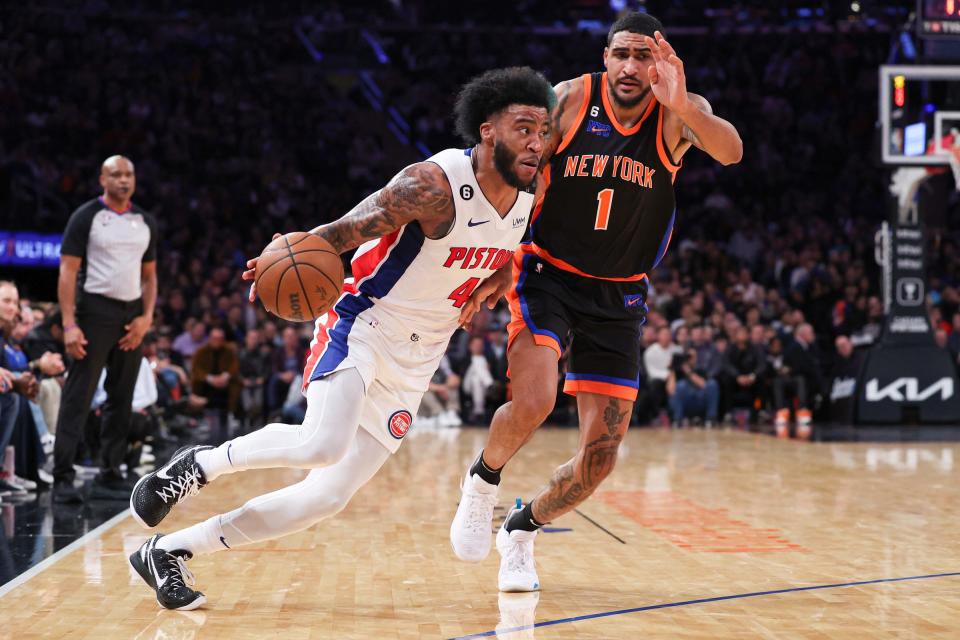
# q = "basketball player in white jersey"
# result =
<box><xmin>126</xmin><ymin>67</ymin><xmax>555</xmax><ymax>610</ymax></box>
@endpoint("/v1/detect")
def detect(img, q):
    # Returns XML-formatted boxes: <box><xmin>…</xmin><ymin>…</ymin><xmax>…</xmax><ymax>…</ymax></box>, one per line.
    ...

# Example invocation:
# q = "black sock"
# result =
<box><xmin>505</xmin><ymin>500</ymin><xmax>544</xmax><ymax>533</ymax></box>
<box><xmin>469</xmin><ymin>451</ymin><xmax>502</xmax><ymax>486</ymax></box>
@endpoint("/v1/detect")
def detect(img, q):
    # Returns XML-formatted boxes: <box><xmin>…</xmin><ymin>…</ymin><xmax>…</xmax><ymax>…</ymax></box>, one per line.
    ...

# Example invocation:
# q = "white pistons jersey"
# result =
<box><xmin>303</xmin><ymin>148</ymin><xmax>533</xmax><ymax>452</ymax></box>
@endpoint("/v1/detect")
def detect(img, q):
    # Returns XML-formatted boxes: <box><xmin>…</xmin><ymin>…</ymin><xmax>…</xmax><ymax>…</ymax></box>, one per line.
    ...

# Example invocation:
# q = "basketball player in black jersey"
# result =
<box><xmin>450</xmin><ymin>12</ymin><xmax>743</xmax><ymax>592</ymax></box>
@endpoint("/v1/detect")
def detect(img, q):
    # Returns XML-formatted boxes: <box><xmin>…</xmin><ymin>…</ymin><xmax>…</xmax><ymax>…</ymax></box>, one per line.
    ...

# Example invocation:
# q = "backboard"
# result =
<box><xmin>880</xmin><ymin>65</ymin><xmax>960</xmax><ymax>166</ymax></box>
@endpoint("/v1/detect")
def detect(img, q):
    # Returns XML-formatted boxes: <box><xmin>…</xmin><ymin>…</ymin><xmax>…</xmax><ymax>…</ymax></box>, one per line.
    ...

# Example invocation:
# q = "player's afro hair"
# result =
<box><xmin>607</xmin><ymin>11</ymin><xmax>665</xmax><ymax>44</ymax></box>
<box><xmin>454</xmin><ymin>66</ymin><xmax>556</xmax><ymax>146</ymax></box>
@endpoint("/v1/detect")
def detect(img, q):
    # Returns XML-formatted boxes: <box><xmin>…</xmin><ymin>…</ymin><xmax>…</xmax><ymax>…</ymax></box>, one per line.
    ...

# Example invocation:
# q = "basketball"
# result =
<box><xmin>254</xmin><ymin>232</ymin><xmax>344</xmax><ymax>323</ymax></box>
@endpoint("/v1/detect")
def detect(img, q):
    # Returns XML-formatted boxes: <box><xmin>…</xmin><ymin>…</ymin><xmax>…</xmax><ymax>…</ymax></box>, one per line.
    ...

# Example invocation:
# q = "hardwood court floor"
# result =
<box><xmin>3</xmin><ymin>427</ymin><xmax>960</xmax><ymax>639</ymax></box>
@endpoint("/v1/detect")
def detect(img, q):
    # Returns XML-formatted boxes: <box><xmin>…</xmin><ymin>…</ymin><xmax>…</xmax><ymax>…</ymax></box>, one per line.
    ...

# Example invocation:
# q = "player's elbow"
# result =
<box><xmin>719</xmin><ymin>138</ymin><xmax>744</xmax><ymax>166</ymax></box>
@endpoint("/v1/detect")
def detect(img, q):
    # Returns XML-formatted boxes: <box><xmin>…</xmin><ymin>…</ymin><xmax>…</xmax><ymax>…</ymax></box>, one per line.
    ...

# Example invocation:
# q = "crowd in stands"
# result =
<box><xmin>0</xmin><ymin>1</ymin><xmax>956</xmax><ymax>499</ymax></box>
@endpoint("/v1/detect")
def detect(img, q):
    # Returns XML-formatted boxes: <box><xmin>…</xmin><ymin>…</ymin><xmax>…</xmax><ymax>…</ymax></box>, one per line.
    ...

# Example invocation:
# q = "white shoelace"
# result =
<box><xmin>505</xmin><ymin>539</ymin><xmax>535</xmax><ymax>575</ymax></box>
<box><xmin>462</xmin><ymin>490</ymin><xmax>498</xmax><ymax>534</ymax></box>
<box><xmin>164</xmin><ymin>553</ymin><xmax>197</xmax><ymax>589</ymax></box>
<box><xmin>155</xmin><ymin>466</ymin><xmax>203</xmax><ymax>504</ymax></box>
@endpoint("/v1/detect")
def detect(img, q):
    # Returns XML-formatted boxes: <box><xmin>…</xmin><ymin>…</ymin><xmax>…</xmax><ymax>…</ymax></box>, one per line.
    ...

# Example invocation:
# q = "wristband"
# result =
<box><xmin>64</xmin><ymin>323</ymin><xmax>79</xmax><ymax>333</ymax></box>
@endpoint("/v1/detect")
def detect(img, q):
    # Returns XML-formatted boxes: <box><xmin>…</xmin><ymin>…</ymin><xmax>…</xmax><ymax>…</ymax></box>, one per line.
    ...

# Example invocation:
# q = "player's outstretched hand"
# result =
<box><xmin>459</xmin><ymin>270</ymin><xmax>513</xmax><ymax>328</ymax></box>
<box><xmin>643</xmin><ymin>31</ymin><xmax>690</xmax><ymax>115</ymax></box>
<box><xmin>243</xmin><ymin>233</ymin><xmax>282</xmax><ymax>302</ymax></box>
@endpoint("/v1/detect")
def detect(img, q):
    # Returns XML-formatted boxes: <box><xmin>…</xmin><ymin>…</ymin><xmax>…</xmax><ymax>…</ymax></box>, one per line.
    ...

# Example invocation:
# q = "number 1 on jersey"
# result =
<box><xmin>595</xmin><ymin>188</ymin><xmax>614</xmax><ymax>230</ymax></box>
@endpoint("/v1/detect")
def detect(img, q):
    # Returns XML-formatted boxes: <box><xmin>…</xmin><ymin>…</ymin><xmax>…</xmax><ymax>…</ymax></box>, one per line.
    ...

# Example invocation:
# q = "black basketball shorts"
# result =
<box><xmin>506</xmin><ymin>244</ymin><xmax>649</xmax><ymax>401</ymax></box>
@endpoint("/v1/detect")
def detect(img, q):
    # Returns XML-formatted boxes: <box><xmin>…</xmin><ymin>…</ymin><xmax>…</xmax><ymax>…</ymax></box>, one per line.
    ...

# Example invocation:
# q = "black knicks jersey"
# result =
<box><xmin>529</xmin><ymin>71</ymin><xmax>681</xmax><ymax>280</ymax></box>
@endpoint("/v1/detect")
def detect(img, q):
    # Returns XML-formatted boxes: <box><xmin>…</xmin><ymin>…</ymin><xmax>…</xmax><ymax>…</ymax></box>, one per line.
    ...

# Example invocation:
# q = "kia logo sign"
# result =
<box><xmin>865</xmin><ymin>377</ymin><xmax>954</xmax><ymax>402</ymax></box>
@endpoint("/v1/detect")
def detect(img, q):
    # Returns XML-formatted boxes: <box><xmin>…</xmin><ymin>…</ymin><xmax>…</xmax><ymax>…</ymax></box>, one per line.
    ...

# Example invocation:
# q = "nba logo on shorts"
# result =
<box><xmin>388</xmin><ymin>410</ymin><xmax>412</xmax><ymax>439</ymax></box>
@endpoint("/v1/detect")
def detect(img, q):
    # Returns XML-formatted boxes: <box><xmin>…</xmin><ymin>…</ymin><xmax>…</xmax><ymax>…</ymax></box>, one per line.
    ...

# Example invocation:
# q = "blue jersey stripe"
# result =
<box><xmin>357</xmin><ymin>224</ymin><xmax>425</xmax><ymax>299</ymax></box>
<box><xmin>310</xmin><ymin>224</ymin><xmax>424</xmax><ymax>382</ymax></box>
<box><xmin>566</xmin><ymin>371</ymin><xmax>640</xmax><ymax>389</ymax></box>
<box><xmin>517</xmin><ymin>252</ymin><xmax>564</xmax><ymax>348</ymax></box>
<box><xmin>651</xmin><ymin>208</ymin><xmax>676</xmax><ymax>270</ymax></box>
<box><xmin>310</xmin><ymin>293</ymin><xmax>372</xmax><ymax>380</ymax></box>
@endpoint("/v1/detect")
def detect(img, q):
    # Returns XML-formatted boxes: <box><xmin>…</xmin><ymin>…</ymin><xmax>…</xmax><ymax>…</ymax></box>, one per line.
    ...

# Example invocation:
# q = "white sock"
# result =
<box><xmin>195</xmin><ymin>443</ymin><xmax>234</xmax><ymax>483</ymax></box>
<box><xmin>157</xmin><ymin>514</ymin><xmax>229</xmax><ymax>557</ymax></box>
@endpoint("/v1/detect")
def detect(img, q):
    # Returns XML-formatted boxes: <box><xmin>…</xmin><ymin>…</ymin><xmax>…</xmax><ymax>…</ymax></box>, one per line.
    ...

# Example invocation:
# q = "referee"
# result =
<box><xmin>52</xmin><ymin>156</ymin><xmax>158</xmax><ymax>504</ymax></box>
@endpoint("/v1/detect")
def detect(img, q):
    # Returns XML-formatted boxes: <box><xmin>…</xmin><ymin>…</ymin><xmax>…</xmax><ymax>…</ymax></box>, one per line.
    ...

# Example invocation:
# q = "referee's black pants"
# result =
<box><xmin>53</xmin><ymin>293</ymin><xmax>143</xmax><ymax>484</ymax></box>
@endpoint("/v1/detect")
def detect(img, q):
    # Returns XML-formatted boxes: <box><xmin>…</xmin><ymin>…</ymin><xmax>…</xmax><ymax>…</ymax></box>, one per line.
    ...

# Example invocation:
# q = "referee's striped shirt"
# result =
<box><xmin>61</xmin><ymin>196</ymin><xmax>157</xmax><ymax>302</ymax></box>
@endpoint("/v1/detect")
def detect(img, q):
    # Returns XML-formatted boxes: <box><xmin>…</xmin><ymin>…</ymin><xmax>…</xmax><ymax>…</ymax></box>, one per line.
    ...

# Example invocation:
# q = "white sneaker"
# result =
<box><xmin>496</xmin><ymin>509</ymin><xmax>540</xmax><ymax>592</ymax></box>
<box><xmin>449</xmin><ymin>470</ymin><xmax>498</xmax><ymax>562</ymax></box>
<box><xmin>12</xmin><ymin>475</ymin><xmax>36</xmax><ymax>491</ymax></box>
<box><xmin>440</xmin><ymin>409</ymin><xmax>462</xmax><ymax>428</ymax></box>
<box><xmin>497</xmin><ymin>591</ymin><xmax>540</xmax><ymax>639</ymax></box>
<box><xmin>41</xmin><ymin>433</ymin><xmax>55</xmax><ymax>456</ymax></box>
<box><xmin>37</xmin><ymin>468</ymin><xmax>53</xmax><ymax>485</ymax></box>
<box><xmin>416</xmin><ymin>415</ymin><xmax>439</xmax><ymax>430</ymax></box>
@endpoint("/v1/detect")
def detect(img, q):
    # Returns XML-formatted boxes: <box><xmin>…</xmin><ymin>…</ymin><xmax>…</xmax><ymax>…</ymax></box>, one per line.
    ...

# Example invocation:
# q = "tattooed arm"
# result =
<box><xmin>311</xmin><ymin>161</ymin><xmax>455</xmax><ymax>251</ymax></box>
<box><xmin>242</xmin><ymin>162</ymin><xmax>454</xmax><ymax>300</ymax></box>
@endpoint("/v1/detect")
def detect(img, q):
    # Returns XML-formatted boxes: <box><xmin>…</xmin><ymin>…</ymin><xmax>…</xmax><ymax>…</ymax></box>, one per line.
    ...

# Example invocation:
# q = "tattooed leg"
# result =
<box><xmin>531</xmin><ymin>394</ymin><xmax>632</xmax><ymax>523</ymax></box>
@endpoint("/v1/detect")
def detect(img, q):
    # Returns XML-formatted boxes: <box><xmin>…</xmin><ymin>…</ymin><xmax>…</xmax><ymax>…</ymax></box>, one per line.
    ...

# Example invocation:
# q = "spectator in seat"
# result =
<box><xmin>190</xmin><ymin>327</ymin><xmax>240</xmax><ymax>435</ymax></box>
<box><xmin>667</xmin><ymin>347</ymin><xmax>720</xmax><ymax>427</ymax></box>
<box><xmin>0</xmin><ymin>281</ymin><xmax>39</xmax><ymax>495</ymax></box>
<box><xmin>642</xmin><ymin>326</ymin><xmax>680</xmax><ymax>421</ymax></box>
<box><xmin>462</xmin><ymin>336</ymin><xmax>495</xmax><ymax>423</ymax></box>
<box><xmin>418</xmin><ymin>354</ymin><xmax>462</xmax><ymax>428</ymax></box>
<box><xmin>484</xmin><ymin>323</ymin><xmax>509</xmax><ymax>412</ymax></box>
<box><xmin>173</xmin><ymin>319</ymin><xmax>207</xmax><ymax>370</ymax></box>
<box><xmin>827</xmin><ymin>335</ymin><xmax>862</xmax><ymax>424</ymax></box>
<box><xmin>238</xmin><ymin>328</ymin><xmax>272</xmax><ymax>429</ymax></box>
<box><xmin>722</xmin><ymin>325</ymin><xmax>765</xmax><ymax>425</ymax></box>
<box><xmin>267</xmin><ymin>326</ymin><xmax>305</xmax><ymax>415</ymax></box>
<box><xmin>774</xmin><ymin>323</ymin><xmax>823</xmax><ymax>440</ymax></box>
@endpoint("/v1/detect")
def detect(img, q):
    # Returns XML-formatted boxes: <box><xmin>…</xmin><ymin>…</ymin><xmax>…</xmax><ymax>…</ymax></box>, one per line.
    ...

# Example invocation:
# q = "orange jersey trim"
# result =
<box><xmin>527</xmin><ymin>242</ymin><xmax>648</xmax><ymax>282</ymax></box>
<box><xmin>656</xmin><ymin>103</ymin><xmax>682</xmax><ymax>175</ymax></box>
<box><xmin>506</xmin><ymin>248</ymin><xmax>563</xmax><ymax>358</ymax></box>
<box><xmin>556</xmin><ymin>74</ymin><xmax>592</xmax><ymax>155</ymax></box>
<box><xmin>530</xmin><ymin>163</ymin><xmax>550</xmax><ymax>228</ymax></box>
<box><xmin>601</xmin><ymin>72</ymin><xmax>656</xmax><ymax>136</ymax></box>
<box><xmin>563</xmin><ymin>379</ymin><xmax>638</xmax><ymax>402</ymax></box>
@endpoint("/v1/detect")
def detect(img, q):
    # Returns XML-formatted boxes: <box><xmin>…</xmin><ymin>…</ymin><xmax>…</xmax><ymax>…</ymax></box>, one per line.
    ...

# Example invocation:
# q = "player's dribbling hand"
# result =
<box><xmin>243</xmin><ymin>233</ymin><xmax>283</xmax><ymax>302</ymax></box>
<box><xmin>458</xmin><ymin>272</ymin><xmax>512</xmax><ymax>329</ymax></box>
<box><xmin>643</xmin><ymin>31</ymin><xmax>690</xmax><ymax>115</ymax></box>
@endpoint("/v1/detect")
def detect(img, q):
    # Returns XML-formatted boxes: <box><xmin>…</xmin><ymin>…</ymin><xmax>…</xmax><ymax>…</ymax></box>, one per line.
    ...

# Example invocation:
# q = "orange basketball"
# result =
<box><xmin>254</xmin><ymin>232</ymin><xmax>344</xmax><ymax>323</ymax></box>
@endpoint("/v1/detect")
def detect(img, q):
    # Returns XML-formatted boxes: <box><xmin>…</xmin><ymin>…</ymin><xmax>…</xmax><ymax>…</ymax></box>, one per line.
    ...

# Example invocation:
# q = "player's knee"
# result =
<box><xmin>305</xmin><ymin>491</ymin><xmax>352</xmax><ymax>521</ymax></box>
<box><xmin>509</xmin><ymin>388</ymin><xmax>554</xmax><ymax>428</ymax></box>
<box><xmin>300</xmin><ymin>439</ymin><xmax>350</xmax><ymax>468</ymax></box>
<box><xmin>297</xmin><ymin>417</ymin><xmax>354</xmax><ymax>467</ymax></box>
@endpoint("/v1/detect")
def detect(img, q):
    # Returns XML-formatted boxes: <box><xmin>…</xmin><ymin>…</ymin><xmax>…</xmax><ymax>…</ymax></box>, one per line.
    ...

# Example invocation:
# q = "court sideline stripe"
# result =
<box><xmin>0</xmin><ymin>507</ymin><xmax>131</xmax><ymax>598</ymax></box>
<box><xmin>449</xmin><ymin>571</ymin><xmax>960</xmax><ymax>639</ymax></box>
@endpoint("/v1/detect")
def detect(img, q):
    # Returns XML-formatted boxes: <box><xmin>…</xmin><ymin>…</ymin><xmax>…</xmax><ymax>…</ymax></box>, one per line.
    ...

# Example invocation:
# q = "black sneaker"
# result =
<box><xmin>52</xmin><ymin>480</ymin><xmax>85</xmax><ymax>504</ymax></box>
<box><xmin>131</xmin><ymin>445</ymin><xmax>212</xmax><ymax>529</ymax></box>
<box><xmin>130</xmin><ymin>534</ymin><xmax>207</xmax><ymax>610</ymax></box>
